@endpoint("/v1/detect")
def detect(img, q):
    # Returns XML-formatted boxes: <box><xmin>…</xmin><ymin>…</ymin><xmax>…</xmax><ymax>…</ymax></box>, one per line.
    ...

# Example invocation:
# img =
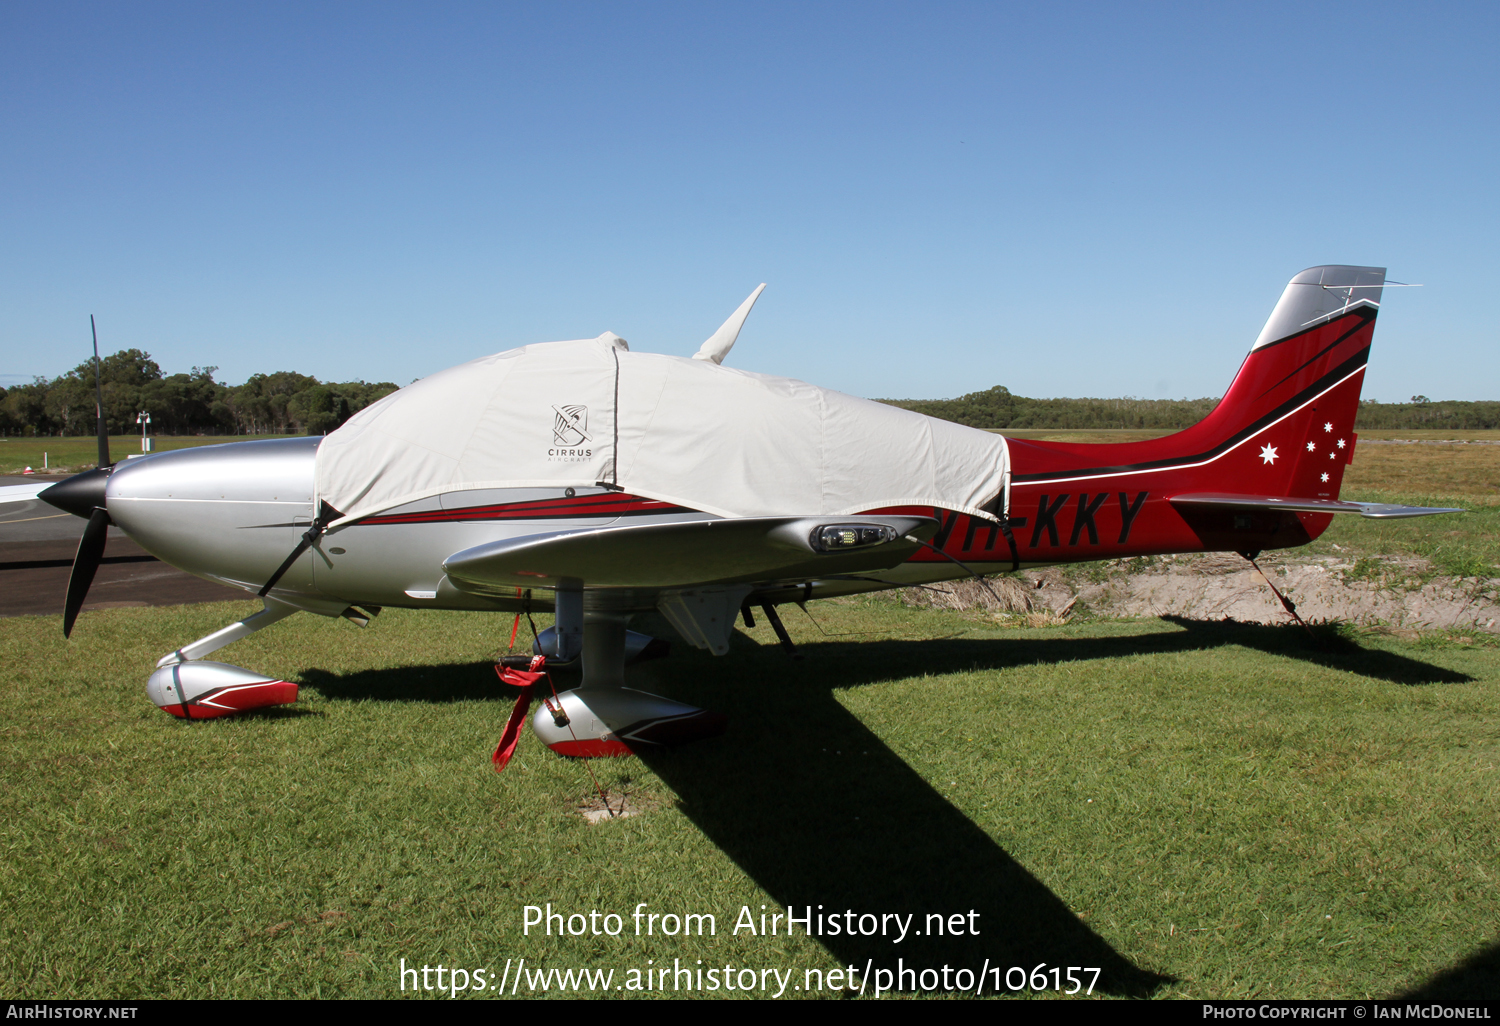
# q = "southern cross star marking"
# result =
<box><xmin>1324</xmin><ymin>422</ymin><xmax>1333</xmax><ymax>432</ymax></box>
<box><xmin>1329</xmin><ymin>451</ymin><xmax>1336</xmax><ymax>459</ymax></box>
<box><xmin>1337</xmin><ymin>438</ymin><xmax>1346</xmax><ymax>449</ymax></box>
<box><xmin>1306</xmin><ymin>441</ymin><xmax>1317</xmax><ymax>452</ymax></box>
<box><xmin>1321</xmin><ymin>472</ymin><xmax>1330</xmax><ymax>482</ymax></box>
<box><xmin>1260</xmin><ymin>444</ymin><xmax>1279</xmax><ymax>464</ymax></box>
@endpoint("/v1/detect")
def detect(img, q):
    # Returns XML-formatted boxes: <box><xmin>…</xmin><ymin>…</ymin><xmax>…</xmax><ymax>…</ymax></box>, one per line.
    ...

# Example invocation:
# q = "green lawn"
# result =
<box><xmin>1304</xmin><ymin>492</ymin><xmax>1500</xmax><ymax>580</ymax></box>
<box><xmin>0</xmin><ymin>436</ymin><xmax>298</xmax><ymax>476</ymax></box>
<box><xmin>1</xmin><ymin>597</ymin><xmax>1495</xmax><ymax>999</ymax></box>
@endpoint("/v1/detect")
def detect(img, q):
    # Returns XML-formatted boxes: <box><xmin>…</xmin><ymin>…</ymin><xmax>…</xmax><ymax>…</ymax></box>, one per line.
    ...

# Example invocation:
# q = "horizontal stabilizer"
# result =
<box><xmin>1170</xmin><ymin>493</ymin><xmax>1464</xmax><ymax>520</ymax></box>
<box><xmin>441</xmin><ymin>514</ymin><xmax>938</xmax><ymax>593</ymax></box>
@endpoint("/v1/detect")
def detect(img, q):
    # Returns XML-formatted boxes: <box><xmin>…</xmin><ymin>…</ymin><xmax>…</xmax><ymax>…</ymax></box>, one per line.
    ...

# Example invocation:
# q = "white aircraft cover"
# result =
<box><xmin>315</xmin><ymin>334</ymin><xmax>1010</xmax><ymax>527</ymax></box>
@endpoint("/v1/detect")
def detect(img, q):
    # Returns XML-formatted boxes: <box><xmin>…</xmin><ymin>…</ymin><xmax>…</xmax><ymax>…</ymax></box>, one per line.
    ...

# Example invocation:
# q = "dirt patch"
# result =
<box><xmin>905</xmin><ymin>553</ymin><xmax>1500</xmax><ymax>633</ymax></box>
<box><xmin>903</xmin><ymin>574</ymin><xmax>1036</xmax><ymax>614</ymax></box>
<box><xmin>578</xmin><ymin>790</ymin><xmax>657</xmax><ymax>824</ymax></box>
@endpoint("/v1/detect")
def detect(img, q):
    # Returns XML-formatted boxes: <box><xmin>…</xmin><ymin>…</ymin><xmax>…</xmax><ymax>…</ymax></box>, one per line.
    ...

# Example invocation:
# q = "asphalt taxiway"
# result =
<box><xmin>0</xmin><ymin>474</ymin><xmax>244</xmax><ymax>620</ymax></box>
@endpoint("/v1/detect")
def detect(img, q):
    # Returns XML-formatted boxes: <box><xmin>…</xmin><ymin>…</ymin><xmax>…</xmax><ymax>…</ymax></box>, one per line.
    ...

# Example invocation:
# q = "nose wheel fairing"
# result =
<box><xmin>146</xmin><ymin>660</ymin><xmax>298</xmax><ymax>719</ymax></box>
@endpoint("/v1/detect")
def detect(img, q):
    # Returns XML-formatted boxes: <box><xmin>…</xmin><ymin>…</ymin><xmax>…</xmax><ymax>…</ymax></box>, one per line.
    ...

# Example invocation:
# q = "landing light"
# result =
<box><xmin>810</xmin><ymin>524</ymin><xmax>899</xmax><ymax>552</ymax></box>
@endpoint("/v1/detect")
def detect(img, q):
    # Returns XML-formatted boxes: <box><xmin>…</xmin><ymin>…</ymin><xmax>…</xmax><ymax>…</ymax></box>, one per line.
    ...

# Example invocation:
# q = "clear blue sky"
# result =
<box><xmin>2</xmin><ymin>1</ymin><xmax>1495</xmax><ymax>402</ymax></box>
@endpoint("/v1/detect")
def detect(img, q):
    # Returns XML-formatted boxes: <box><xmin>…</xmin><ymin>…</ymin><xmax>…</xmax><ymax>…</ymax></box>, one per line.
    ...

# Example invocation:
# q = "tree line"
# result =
<box><xmin>878</xmin><ymin>385</ymin><xmax>1500</xmax><ymax>431</ymax></box>
<box><xmin>4</xmin><ymin>353</ymin><xmax>1493</xmax><ymax>437</ymax></box>
<box><xmin>0</xmin><ymin>350</ymin><xmax>399</xmax><ymax>437</ymax></box>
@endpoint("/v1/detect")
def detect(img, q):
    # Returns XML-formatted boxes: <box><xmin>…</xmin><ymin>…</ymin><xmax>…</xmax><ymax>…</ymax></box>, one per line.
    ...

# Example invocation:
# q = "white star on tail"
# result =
<box><xmin>1321</xmin><ymin>472</ymin><xmax>1330</xmax><ymax>482</ymax></box>
<box><xmin>1324</xmin><ymin>422</ymin><xmax>1333</xmax><ymax>432</ymax></box>
<box><xmin>1337</xmin><ymin>438</ymin><xmax>1346</xmax><ymax>449</ymax></box>
<box><xmin>1260</xmin><ymin>444</ymin><xmax>1279</xmax><ymax>464</ymax></box>
<box><xmin>1306</xmin><ymin>441</ymin><xmax>1316</xmax><ymax>452</ymax></box>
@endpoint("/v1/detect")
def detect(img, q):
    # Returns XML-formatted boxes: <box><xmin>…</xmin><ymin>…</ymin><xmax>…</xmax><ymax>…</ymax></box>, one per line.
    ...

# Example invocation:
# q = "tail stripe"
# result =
<box><xmin>1254</xmin><ymin>299</ymin><xmax>1379</xmax><ymax>352</ymax></box>
<box><xmin>1255</xmin><ymin>307</ymin><xmax>1376</xmax><ymax>401</ymax></box>
<box><xmin>1012</xmin><ymin>352</ymin><xmax>1368</xmax><ymax>486</ymax></box>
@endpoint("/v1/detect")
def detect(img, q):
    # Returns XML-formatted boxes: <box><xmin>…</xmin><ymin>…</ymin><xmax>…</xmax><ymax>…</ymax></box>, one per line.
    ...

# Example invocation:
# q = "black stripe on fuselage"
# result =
<box><xmin>1255</xmin><ymin>306</ymin><xmax>1376</xmax><ymax>401</ymax></box>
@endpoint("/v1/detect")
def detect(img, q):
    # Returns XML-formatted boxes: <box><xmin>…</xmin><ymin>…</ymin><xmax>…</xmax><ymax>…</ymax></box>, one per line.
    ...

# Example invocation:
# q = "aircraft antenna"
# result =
<box><xmin>903</xmin><ymin>534</ymin><xmax>1012</xmax><ymax>608</ymax></box>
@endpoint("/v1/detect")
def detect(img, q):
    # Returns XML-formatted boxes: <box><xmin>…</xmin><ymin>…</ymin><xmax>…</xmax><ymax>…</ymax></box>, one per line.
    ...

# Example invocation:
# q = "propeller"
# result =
<box><xmin>91</xmin><ymin>315</ymin><xmax>109</xmax><ymax>470</ymax></box>
<box><xmin>38</xmin><ymin>317</ymin><xmax>114</xmax><ymax>637</ymax></box>
<box><xmin>63</xmin><ymin>508</ymin><xmax>110</xmax><ymax>637</ymax></box>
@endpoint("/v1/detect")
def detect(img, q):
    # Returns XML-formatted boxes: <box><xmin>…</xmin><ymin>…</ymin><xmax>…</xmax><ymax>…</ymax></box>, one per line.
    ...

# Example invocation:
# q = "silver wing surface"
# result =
<box><xmin>441</xmin><ymin>515</ymin><xmax>941</xmax><ymax>595</ymax></box>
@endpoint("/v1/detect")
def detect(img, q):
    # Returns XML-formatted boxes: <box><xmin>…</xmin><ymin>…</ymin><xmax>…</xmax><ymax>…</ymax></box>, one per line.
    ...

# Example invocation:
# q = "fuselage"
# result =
<box><xmin>103</xmin><ymin>396</ymin><xmax>1353</xmax><ymax>617</ymax></box>
<box><xmin>106</xmin><ymin>437</ymin><xmax>973</xmax><ymax>613</ymax></box>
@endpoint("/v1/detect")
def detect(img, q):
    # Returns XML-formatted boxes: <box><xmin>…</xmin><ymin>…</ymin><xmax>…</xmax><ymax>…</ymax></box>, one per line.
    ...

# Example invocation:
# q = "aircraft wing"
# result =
<box><xmin>0</xmin><ymin>481</ymin><xmax>51</xmax><ymax>506</ymax></box>
<box><xmin>1169</xmin><ymin>493</ymin><xmax>1464</xmax><ymax>519</ymax></box>
<box><xmin>441</xmin><ymin>514</ymin><xmax>940</xmax><ymax>594</ymax></box>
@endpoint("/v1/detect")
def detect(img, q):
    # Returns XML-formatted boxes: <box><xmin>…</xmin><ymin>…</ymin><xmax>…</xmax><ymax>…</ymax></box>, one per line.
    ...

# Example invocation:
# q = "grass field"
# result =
<box><xmin>1315</xmin><ymin>437</ymin><xmax>1500</xmax><ymax>577</ymax></box>
<box><xmin>0</xmin><ymin>436</ymin><xmax>296</xmax><ymax>476</ymax></box>
<box><xmin>1</xmin><ymin>597</ymin><xmax>1496</xmax><ymax>1000</ymax></box>
<box><xmin>1</xmin><ymin>429</ymin><xmax>1496</xmax><ymax>1000</ymax></box>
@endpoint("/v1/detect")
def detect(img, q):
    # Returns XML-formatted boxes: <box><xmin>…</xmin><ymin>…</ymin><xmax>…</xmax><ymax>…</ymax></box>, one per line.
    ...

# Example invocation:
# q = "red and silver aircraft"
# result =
<box><xmin>36</xmin><ymin>265</ymin><xmax>1456</xmax><ymax>758</ymax></box>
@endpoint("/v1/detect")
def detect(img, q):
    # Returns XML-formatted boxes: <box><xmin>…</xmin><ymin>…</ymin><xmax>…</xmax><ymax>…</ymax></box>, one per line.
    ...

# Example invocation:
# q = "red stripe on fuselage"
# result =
<box><xmin>360</xmin><ymin>494</ymin><xmax>686</xmax><ymax>525</ymax></box>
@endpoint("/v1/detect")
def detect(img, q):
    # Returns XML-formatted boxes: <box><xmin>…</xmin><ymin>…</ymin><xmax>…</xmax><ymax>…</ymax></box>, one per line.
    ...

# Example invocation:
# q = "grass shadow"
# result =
<box><xmin>295</xmin><ymin>646</ymin><xmax>1174</xmax><ymax>995</ymax></box>
<box><xmin>624</xmin><ymin>624</ymin><xmax>1177</xmax><ymax>997</ymax></box>
<box><xmin>298</xmin><ymin>661</ymin><xmax>505</xmax><ymax>703</ymax></box>
<box><xmin>1156</xmin><ymin>615</ymin><xmax>1475</xmax><ymax>685</ymax></box>
<box><xmin>635</xmin><ymin>686</ymin><xmax>1172</xmax><ymax>996</ymax></box>
<box><xmin>767</xmin><ymin>616</ymin><xmax>1473</xmax><ymax>689</ymax></box>
<box><xmin>1396</xmin><ymin>939</ymin><xmax>1500</xmax><ymax>999</ymax></box>
<box><xmin>629</xmin><ymin>615</ymin><xmax>1472</xmax><ymax>995</ymax></box>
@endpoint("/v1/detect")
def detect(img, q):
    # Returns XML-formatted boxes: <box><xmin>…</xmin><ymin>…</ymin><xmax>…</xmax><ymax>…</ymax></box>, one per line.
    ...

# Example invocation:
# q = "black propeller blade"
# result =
<box><xmin>63</xmin><ymin>508</ymin><xmax>110</xmax><ymax>638</ymax></box>
<box><xmin>91</xmin><ymin>315</ymin><xmax>111</xmax><ymax>471</ymax></box>
<box><xmin>43</xmin><ymin>316</ymin><xmax>116</xmax><ymax>637</ymax></box>
<box><xmin>40</xmin><ymin>466</ymin><xmax>114</xmax><ymax>637</ymax></box>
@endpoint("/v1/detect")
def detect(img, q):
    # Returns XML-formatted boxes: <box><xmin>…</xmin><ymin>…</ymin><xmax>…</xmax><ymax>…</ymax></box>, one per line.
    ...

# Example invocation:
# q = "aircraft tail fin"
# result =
<box><xmin>1192</xmin><ymin>264</ymin><xmax>1385</xmax><ymax>503</ymax></box>
<box><xmin>1009</xmin><ymin>265</ymin><xmax>1390</xmax><ymax>504</ymax></box>
<box><xmin>1160</xmin><ymin>271</ymin><xmax>1458</xmax><ymax>522</ymax></box>
<box><xmin>999</xmin><ymin>265</ymin><xmax>1462</xmax><ymax>556</ymax></box>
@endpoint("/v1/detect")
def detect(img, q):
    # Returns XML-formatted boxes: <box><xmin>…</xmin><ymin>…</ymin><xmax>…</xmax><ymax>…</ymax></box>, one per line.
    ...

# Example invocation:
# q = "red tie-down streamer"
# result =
<box><xmin>492</xmin><ymin>654</ymin><xmax>559</xmax><ymax>772</ymax></box>
<box><xmin>491</xmin><ymin>654</ymin><xmax>622</xmax><ymax>819</ymax></box>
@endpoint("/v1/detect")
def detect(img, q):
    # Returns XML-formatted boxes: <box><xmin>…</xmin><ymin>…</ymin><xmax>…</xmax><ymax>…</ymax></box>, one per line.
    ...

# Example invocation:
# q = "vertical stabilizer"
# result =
<box><xmin>1007</xmin><ymin>265</ymin><xmax>1390</xmax><ymax>507</ymax></box>
<box><xmin>1253</xmin><ymin>265</ymin><xmax>1385</xmax><ymax>350</ymax></box>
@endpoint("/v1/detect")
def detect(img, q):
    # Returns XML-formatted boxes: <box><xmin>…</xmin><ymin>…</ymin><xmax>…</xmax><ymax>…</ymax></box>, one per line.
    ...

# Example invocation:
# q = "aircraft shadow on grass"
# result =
<box><xmin>763</xmin><ymin>614</ymin><xmax>1475</xmax><ymax>689</ymax></box>
<box><xmin>306</xmin><ymin>651</ymin><xmax>1172</xmax><ymax>996</ymax></box>
<box><xmin>298</xmin><ymin>617</ymin><xmax>1473</xmax><ymax>997</ymax></box>
<box><xmin>1398</xmin><ymin>938</ymin><xmax>1500</xmax><ymax>1000</ymax></box>
<box><xmin>635</xmin><ymin>620</ymin><xmax>1470</xmax><ymax>996</ymax></box>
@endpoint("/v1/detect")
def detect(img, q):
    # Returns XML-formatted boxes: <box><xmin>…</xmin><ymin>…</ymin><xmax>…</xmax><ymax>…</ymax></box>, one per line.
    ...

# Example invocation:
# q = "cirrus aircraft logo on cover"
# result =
<box><xmin>549</xmin><ymin>405</ymin><xmax>593</xmax><ymax>461</ymax></box>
